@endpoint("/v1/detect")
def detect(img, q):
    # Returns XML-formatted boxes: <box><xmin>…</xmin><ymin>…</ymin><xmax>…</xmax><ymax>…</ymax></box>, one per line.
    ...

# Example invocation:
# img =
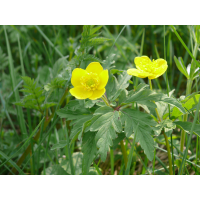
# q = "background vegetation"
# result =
<box><xmin>0</xmin><ymin>25</ymin><xmax>199</xmax><ymax>175</ymax></box>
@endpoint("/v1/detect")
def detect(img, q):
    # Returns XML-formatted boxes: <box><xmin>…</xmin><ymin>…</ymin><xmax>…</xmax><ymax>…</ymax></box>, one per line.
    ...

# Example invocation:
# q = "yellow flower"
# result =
<box><xmin>69</xmin><ymin>62</ymin><xmax>109</xmax><ymax>100</ymax></box>
<box><xmin>127</xmin><ymin>56</ymin><xmax>168</xmax><ymax>79</ymax></box>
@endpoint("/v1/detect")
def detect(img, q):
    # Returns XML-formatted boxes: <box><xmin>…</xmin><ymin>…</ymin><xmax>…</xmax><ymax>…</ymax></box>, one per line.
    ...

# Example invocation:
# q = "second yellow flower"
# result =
<box><xmin>127</xmin><ymin>56</ymin><xmax>168</xmax><ymax>79</ymax></box>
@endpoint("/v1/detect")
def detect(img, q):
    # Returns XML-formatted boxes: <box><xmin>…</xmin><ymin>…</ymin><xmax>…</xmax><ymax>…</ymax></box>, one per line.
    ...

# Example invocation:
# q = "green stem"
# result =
<box><xmin>180</xmin><ymin>79</ymin><xmax>193</xmax><ymax>152</ymax></box>
<box><xmin>110</xmin><ymin>148</ymin><xmax>114</xmax><ymax>175</ymax></box>
<box><xmin>120</xmin><ymin>140</ymin><xmax>128</xmax><ymax>168</ymax></box>
<box><xmin>178</xmin><ymin>99</ymin><xmax>200</xmax><ymax>174</ymax></box>
<box><xmin>149</xmin><ymin>79</ymin><xmax>161</xmax><ymax>122</ymax></box>
<box><xmin>149</xmin><ymin>78</ymin><xmax>173</xmax><ymax>175</ymax></box>
<box><xmin>101</xmin><ymin>95</ymin><xmax>110</xmax><ymax>107</ymax></box>
<box><xmin>163</xmin><ymin>132</ymin><xmax>173</xmax><ymax>175</ymax></box>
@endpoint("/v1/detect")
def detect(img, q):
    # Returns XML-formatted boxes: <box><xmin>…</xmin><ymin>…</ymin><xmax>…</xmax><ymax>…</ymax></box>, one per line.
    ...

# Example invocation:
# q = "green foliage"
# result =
<box><xmin>174</xmin><ymin>121</ymin><xmax>200</xmax><ymax>137</ymax></box>
<box><xmin>43</xmin><ymin>25</ymin><xmax>110</xmax><ymax>94</ymax></box>
<box><xmin>1</xmin><ymin>25</ymin><xmax>200</xmax><ymax>175</ymax></box>
<box><xmin>106</xmin><ymin>71</ymin><xmax>132</xmax><ymax>101</ymax></box>
<box><xmin>121</xmin><ymin>108</ymin><xmax>156</xmax><ymax>161</ymax></box>
<box><xmin>0</xmin><ymin>47</ymin><xmax>8</xmax><ymax>70</ymax></box>
<box><xmin>126</xmin><ymin>83</ymin><xmax>185</xmax><ymax>114</ymax></box>
<box><xmin>156</xmin><ymin>119</ymin><xmax>176</xmax><ymax>136</ymax></box>
<box><xmin>174</xmin><ymin>56</ymin><xmax>189</xmax><ymax>79</ymax></box>
<box><xmin>171</xmin><ymin>94</ymin><xmax>200</xmax><ymax>119</ymax></box>
<box><xmin>82</xmin><ymin>131</ymin><xmax>97</xmax><ymax>174</ymax></box>
<box><xmin>15</xmin><ymin>76</ymin><xmax>56</xmax><ymax>112</ymax></box>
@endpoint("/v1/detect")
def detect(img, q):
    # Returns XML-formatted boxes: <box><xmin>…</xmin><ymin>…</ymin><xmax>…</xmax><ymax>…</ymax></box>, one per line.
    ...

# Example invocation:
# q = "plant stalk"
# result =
<box><xmin>149</xmin><ymin>78</ymin><xmax>173</xmax><ymax>175</ymax></box>
<box><xmin>180</xmin><ymin>79</ymin><xmax>193</xmax><ymax>152</ymax></box>
<box><xmin>120</xmin><ymin>140</ymin><xmax>128</xmax><ymax>168</ymax></box>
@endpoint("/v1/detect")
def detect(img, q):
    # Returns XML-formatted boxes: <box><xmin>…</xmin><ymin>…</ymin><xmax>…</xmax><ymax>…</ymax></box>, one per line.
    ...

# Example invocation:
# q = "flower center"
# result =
<box><xmin>80</xmin><ymin>72</ymin><xmax>100</xmax><ymax>91</ymax></box>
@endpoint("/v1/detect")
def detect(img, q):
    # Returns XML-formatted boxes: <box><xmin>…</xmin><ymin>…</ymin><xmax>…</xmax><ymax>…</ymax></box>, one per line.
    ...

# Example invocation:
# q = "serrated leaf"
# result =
<box><xmin>90</xmin><ymin>112</ymin><xmax>114</xmax><ymax>131</ymax></box>
<box><xmin>94</xmin><ymin>106</ymin><xmax>114</xmax><ymax>115</ymax></box>
<box><xmin>122</xmin><ymin>108</ymin><xmax>157</xmax><ymax>127</ymax></box>
<box><xmin>174</xmin><ymin>121</ymin><xmax>200</xmax><ymax>137</ymax></box>
<box><xmin>96</xmin><ymin>124</ymin><xmax>116</xmax><ymax>161</ymax></box>
<box><xmin>111</xmin><ymin>111</ymin><xmax>122</xmax><ymax>133</ymax></box>
<box><xmin>121</xmin><ymin>109</ymin><xmax>156</xmax><ymax>161</ymax></box>
<box><xmin>124</xmin><ymin>114</ymin><xmax>134</xmax><ymax>137</ymax></box>
<box><xmin>90</xmin><ymin>110</ymin><xmax>121</xmax><ymax>161</ymax></box>
<box><xmin>136</xmin><ymin>126</ymin><xmax>155</xmax><ymax>161</ymax></box>
<box><xmin>126</xmin><ymin>83</ymin><xmax>185</xmax><ymax>114</ymax></box>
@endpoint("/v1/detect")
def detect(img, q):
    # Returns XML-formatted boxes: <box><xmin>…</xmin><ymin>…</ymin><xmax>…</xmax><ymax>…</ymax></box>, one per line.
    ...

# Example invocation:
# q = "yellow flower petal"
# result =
<box><xmin>97</xmin><ymin>70</ymin><xmax>109</xmax><ymax>90</ymax></box>
<box><xmin>86</xmin><ymin>62</ymin><xmax>103</xmax><ymax>75</ymax></box>
<box><xmin>70</xmin><ymin>86</ymin><xmax>93</xmax><ymax>99</ymax></box>
<box><xmin>71</xmin><ymin>68</ymin><xmax>87</xmax><ymax>87</ymax></box>
<box><xmin>134</xmin><ymin>56</ymin><xmax>152</xmax><ymax>71</ymax></box>
<box><xmin>89</xmin><ymin>88</ymin><xmax>105</xmax><ymax>100</ymax></box>
<box><xmin>127</xmin><ymin>68</ymin><xmax>152</xmax><ymax>78</ymax></box>
<box><xmin>153</xmin><ymin>59</ymin><xmax>168</xmax><ymax>77</ymax></box>
<box><xmin>148</xmin><ymin>74</ymin><xmax>158</xmax><ymax>79</ymax></box>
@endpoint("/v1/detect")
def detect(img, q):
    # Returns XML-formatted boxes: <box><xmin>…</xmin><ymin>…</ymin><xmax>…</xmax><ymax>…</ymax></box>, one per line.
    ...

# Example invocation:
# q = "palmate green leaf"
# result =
<box><xmin>90</xmin><ymin>110</ymin><xmax>121</xmax><ymax>161</ymax></box>
<box><xmin>171</xmin><ymin>94</ymin><xmax>200</xmax><ymax>119</ymax></box>
<box><xmin>95</xmin><ymin>124</ymin><xmax>116</xmax><ymax>162</ymax></box>
<box><xmin>126</xmin><ymin>83</ymin><xmax>185</xmax><ymax>114</ymax></box>
<box><xmin>174</xmin><ymin>121</ymin><xmax>200</xmax><ymax>137</ymax></box>
<box><xmin>121</xmin><ymin>108</ymin><xmax>156</xmax><ymax>161</ymax></box>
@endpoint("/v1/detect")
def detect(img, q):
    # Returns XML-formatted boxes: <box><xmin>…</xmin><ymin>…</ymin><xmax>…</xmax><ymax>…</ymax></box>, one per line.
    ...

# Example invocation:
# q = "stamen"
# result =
<box><xmin>80</xmin><ymin>72</ymin><xmax>100</xmax><ymax>91</ymax></box>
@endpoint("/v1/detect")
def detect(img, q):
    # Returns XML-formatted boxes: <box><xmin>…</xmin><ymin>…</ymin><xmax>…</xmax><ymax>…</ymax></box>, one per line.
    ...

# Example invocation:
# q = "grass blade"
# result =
<box><xmin>178</xmin><ymin>99</ymin><xmax>200</xmax><ymax>174</ymax></box>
